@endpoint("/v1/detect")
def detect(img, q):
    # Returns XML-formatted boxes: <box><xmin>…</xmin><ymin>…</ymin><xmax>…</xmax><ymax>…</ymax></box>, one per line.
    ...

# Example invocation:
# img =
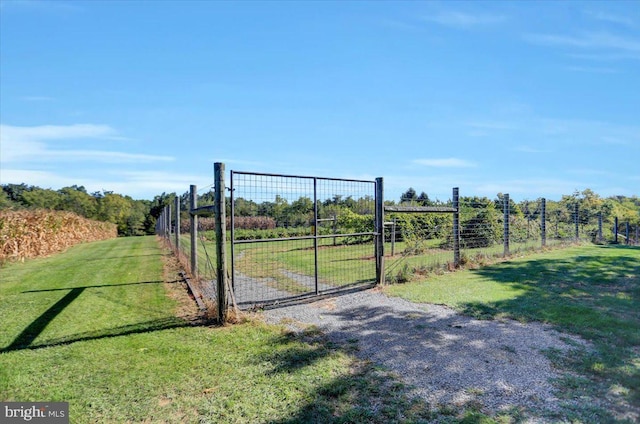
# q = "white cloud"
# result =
<box><xmin>563</xmin><ymin>65</ymin><xmax>620</xmax><ymax>74</ymax></box>
<box><xmin>0</xmin><ymin>168</ymin><xmax>205</xmax><ymax>199</ymax></box>
<box><xmin>0</xmin><ymin>123</ymin><xmax>173</xmax><ymax>164</ymax></box>
<box><xmin>474</xmin><ymin>179</ymin><xmax>584</xmax><ymax>199</ymax></box>
<box><xmin>524</xmin><ymin>31</ymin><xmax>640</xmax><ymax>57</ymax></box>
<box><xmin>583</xmin><ymin>10</ymin><xmax>635</xmax><ymax>27</ymax></box>
<box><xmin>423</xmin><ymin>11</ymin><xmax>507</xmax><ymax>28</ymax></box>
<box><xmin>413</xmin><ymin>158</ymin><xmax>477</xmax><ymax>168</ymax></box>
<box><xmin>0</xmin><ymin>169</ymin><xmax>81</xmax><ymax>189</ymax></box>
<box><xmin>465</xmin><ymin>121</ymin><xmax>517</xmax><ymax>131</ymax></box>
<box><xmin>512</xmin><ymin>146</ymin><xmax>552</xmax><ymax>154</ymax></box>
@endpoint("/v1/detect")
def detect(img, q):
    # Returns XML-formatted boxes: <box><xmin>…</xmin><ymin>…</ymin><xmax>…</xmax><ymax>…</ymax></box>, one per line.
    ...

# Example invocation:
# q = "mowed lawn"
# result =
<box><xmin>0</xmin><ymin>236</ymin><xmax>433</xmax><ymax>423</ymax></box>
<box><xmin>387</xmin><ymin>244</ymin><xmax>640</xmax><ymax>422</ymax></box>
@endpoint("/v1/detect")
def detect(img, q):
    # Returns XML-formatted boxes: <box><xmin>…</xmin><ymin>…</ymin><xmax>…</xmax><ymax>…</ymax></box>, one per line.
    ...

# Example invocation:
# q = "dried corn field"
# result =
<box><xmin>0</xmin><ymin>210</ymin><xmax>117</xmax><ymax>263</ymax></box>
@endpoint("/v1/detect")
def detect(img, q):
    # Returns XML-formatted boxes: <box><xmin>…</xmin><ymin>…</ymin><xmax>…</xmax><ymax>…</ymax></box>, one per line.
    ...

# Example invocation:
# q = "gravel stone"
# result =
<box><xmin>261</xmin><ymin>288</ymin><xmax>590</xmax><ymax>420</ymax></box>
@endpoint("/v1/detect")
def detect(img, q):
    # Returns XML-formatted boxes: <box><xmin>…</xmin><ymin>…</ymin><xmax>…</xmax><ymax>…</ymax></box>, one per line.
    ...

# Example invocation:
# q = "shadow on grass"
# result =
<box><xmin>2</xmin><ymin>280</ymin><xmax>182</xmax><ymax>353</ymax></box>
<box><xmin>0</xmin><ymin>316</ymin><xmax>199</xmax><ymax>353</ymax></box>
<box><xmin>251</xmin><ymin>329</ymin><xmax>435</xmax><ymax>424</ymax></box>
<box><xmin>458</xmin><ymin>244</ymin><xmax>640</xmax><ymax>416</ymax></box>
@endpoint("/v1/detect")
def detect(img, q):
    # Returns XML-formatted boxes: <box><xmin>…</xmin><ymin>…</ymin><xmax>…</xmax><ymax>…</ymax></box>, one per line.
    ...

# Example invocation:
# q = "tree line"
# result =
<box><xmin>2</xmin><ymin>183</ymin><xmax>638</xmax><ymax>238</ymax></box>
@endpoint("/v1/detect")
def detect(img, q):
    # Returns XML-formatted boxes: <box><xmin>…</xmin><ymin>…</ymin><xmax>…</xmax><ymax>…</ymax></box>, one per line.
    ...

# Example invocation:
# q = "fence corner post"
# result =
<box><xmin>375</xmin><ymin>177</ymin><xmax>385</xmax><ymax>285</ymax></box>
<box><xmin>503</xmin><ymin>193</ymin><xmax>510</xmax><ymax>257</ymax></box>
<box><xmin>453</xmin><ymin>187</ymin><xmax>460</xmax><ymax>267</ymax></box>
<box><xmin>214</xmin><ymin>162</ymin><xmax>228</xmax><ymax>323</ymax></box>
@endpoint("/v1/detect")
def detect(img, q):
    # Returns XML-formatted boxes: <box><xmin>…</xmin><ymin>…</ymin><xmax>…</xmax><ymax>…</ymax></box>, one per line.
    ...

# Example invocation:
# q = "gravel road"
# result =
<box><xmin>261</xmin><ymin>288</ymin><xmax>590</xmax><ymax>420</ymax></box>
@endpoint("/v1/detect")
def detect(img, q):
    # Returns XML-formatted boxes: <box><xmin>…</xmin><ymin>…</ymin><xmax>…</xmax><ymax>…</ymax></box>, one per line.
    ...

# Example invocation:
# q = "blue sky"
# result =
<box><xmin>1</xmin><ymin>0</ymin><xmax>638</xmax><ymax>202</ymax></box>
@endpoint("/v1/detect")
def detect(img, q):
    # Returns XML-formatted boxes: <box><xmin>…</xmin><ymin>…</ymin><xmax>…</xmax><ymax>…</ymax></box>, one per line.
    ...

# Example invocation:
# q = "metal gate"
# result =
<box><xmin>230</xmin><ymin>170</ymin><xmax>382</xmax><ymax>309</ymax></box>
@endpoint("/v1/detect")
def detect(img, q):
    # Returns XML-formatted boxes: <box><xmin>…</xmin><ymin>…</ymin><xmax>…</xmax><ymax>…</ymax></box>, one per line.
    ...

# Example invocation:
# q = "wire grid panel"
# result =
<box><xmin>459</xmin><ymin>197</ymin><xmax>504</xmax><ymax>259</ymax></box>
<box><xmin>230</xmin><ymin>171</ymin><xmax>377</xmax><ymax>309</ymax></box>
<box><xmin>383</xmin><ymin>212</ymin><xmax>454</xmax><ymax>282</ymax></box>
<box><xmin>509</xmin><ymin>199</ymin><xmax>543</xmax><ymax>254</ymax></box>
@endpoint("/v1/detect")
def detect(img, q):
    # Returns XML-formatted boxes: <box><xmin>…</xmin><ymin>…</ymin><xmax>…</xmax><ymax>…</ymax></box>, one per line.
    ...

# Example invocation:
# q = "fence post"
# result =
<box><xmin>574</xmin><ymin>203</ymin><xmax>579</xmax><ymax>241</ymax></box>
<box><xmin>164</xmin><ymin>206</ymin><xmax>167</xmax><ymax>236</ymax></box>
<box><xmin>636</xmin><ymin>224</ymin><xmax>639</xmax><ymax>246</ymax></box>
<box><xmin>214</xmin><ymin>162</ymin><xmax>228</xmax><ymax>323</ymax></box>
<box><xmin>391</xmin><ymin>217</ymin><xmax>396</xmax><ymax>256</ymax></box>
<box><xmin>626</xmin><ymin>222</ymin><xmax>630</xmax><ymax>245</ymax></box>
<box><xmin>453</xmin><ymin>187</ymin><xmax>460</xmax><ymax>267</ymax></box>
<box><xmin>503</xmin><ymin>194</ymin><xmax>510</xmax><ymax>257</ymax></box>
<box><xmin>598</xmin><ymin>212</ymin><xmax>603</xmax><ymax>243</ymax></box>
<box><xmin>614</xmin><ymin>217</ymin><xmax>619</xmax><ymax>244</ymax></box>
<box><xmin>174</xmin><ymin>196</ymin><xmax>180</xmax><ymax>253</ymax></box>
<box><xmin>167</xmin><ymin>204</ymin><xmax>172</xmax><ymax>243</ymax></box>
<box><xmin>190</xmin><ymin>185</ymin><xmax>198</xmax><ymax>277</ymax></box>
<box><xmin>541</xmin><ymin>198</ymin><xmax>546</xmax><ymax>248</ymax></box>
<box><xmin>375</xmin><ymin>177</ymin><xmax>385</xmax><ymax>285</ymax></box>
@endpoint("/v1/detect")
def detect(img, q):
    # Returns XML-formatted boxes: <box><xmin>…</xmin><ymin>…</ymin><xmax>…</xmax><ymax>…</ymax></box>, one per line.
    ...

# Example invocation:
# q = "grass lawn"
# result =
<box><xmin>0</xmin><ymin>236</ymin><xmax>435</xmax><ymax>423</ymax></box>
<box><xmin>386</xmin><ymin>244</ymin><xmax>640</xmax><ymax>422</ymax></box>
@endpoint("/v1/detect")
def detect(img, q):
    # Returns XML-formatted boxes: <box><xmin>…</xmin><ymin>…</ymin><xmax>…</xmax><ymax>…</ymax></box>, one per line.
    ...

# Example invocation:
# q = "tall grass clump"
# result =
<box><xmin>0</xmin><ymin>209</ymin><xmax>117</xmax><ymax>263</ymax></box>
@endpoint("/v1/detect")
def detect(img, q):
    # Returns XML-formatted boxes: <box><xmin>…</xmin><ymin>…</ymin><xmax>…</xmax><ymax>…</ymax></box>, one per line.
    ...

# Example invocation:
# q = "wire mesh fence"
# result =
<box><xmin>383</xmin><ymin>210</ymin><xmax>455</xmax><ymax>282</ymax></box>
<box><xmin>156</xmin><ymin>163</ymin><xmax>638</xmax><ymax>319</ymax></box>
<box><xmin>230</xmin><ymin>171</ymin><xmax>378</xmax><ymax>309</ymax></box>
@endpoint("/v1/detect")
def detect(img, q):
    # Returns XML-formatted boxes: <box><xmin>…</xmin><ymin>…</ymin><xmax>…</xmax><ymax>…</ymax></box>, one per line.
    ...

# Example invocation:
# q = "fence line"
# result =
<box><xmin>156</xmin><ymin>163</ymin><xmax>639</xmax><ymax>320</ymax></box>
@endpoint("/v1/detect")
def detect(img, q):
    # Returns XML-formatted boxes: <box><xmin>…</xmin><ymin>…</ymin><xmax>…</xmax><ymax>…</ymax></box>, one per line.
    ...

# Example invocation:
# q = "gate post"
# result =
<box><xmin>313</xmin><ymin>177</ymin><xmax>319</xmax><ymax>295</ymax></box>
<box><xmin>375</xmin><ymin>177</ymin><xmax>385</xmax><ymax>285</ymax></box>
<box><xmin>190</xmin><ymin>185</ymin><xmax>198</xmax><ymax>277</ymax></box>
<box><xmin>214</xmin><ymin>162</ymin><xmax>228</xmax><ymax>323</ymax></box>
<box><xmin>614</xmin><ymin>217</ymin><xmax>619</xmax><ymax>244</ymax></box>
<box><xmin>453</xmin><ymin>187</ymin><xmax>460</xmax><ymax>267</ymax></box>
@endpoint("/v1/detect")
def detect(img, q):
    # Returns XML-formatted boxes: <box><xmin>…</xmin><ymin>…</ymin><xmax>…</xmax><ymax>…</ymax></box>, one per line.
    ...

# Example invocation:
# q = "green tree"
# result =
<box><xmin>58</xmin><ymin>186</ymin><xmax>98</xmax><ymax>218</ymax></box>
<box><xmin>401</xmin><ymin>188</ymin><xmax>417</xmax><ymax>203</ymax></box>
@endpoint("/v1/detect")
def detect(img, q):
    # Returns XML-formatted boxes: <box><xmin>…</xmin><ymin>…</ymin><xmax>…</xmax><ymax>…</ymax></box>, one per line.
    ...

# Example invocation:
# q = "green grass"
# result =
<box><xmin>386</xmin><ymin>244</ymin><xmax>640</xmax><ymax>422</ymax></box>
<box><xmin>0</xmin><ymin>236</ymin><xmax>439</xmax><ymax>423</ymax></box>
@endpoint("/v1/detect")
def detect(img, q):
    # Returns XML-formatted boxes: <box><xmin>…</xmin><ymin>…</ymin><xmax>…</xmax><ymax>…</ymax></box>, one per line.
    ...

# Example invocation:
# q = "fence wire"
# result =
<box><xmin>156</xmin><ymin>170</ymin><xmax>639</xmax><ymax>316</ymax></box>
<box><xmin>230</xmin><ymin>172</ymin><xmax>377</xmax><ymax>308</ymax></box>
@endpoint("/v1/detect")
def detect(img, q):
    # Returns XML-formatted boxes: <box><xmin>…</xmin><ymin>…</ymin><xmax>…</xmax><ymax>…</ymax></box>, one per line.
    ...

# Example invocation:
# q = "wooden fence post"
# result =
<box><xmin>190</xmin><ymin>185</ymin><xmax>198</xmax><ymax>277</ymax></box>
<box><xmin>503</xmin><ymin>193</ymin><xmax>510</xmax><ymax>256</ymax></box>
<box><xmin>574</xmin><ymin>203</ymin><xmax>579</xmax><ymax>241</ymax></box>
<box><xmin>174</xmin><ymin>196</ymin><xmax>180</xmax><ymax>252</ymax></box>
<box><xmin>540</xmin><ymin>198</ymin><xmax>546</xmax><ymax>248</ymax></box>
<box><xmin>626</xmin><ymin>222</ymin><xmax>630</xmax><ymax>245</ymax></box>
<box><xmin>214</xmin><ymin>163</ymin><xmax>228</xmax><ymax>322</ymax></box>
<box><xmin>614</xmin><ymin>217</ymin><xmax>619</xmax><ymax>244</ymax></box>
<box><xmin>598</xmin><ymin>212</ymin><xmax>603</xmax><ymax>243</ymax></box>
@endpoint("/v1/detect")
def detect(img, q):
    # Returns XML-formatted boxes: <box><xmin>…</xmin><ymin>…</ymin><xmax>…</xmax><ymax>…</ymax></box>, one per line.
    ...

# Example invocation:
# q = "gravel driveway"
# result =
<box><xmin>261</xmin><ymin>288</ymin><xmax>589</xmax><ymax>420</ymax></box>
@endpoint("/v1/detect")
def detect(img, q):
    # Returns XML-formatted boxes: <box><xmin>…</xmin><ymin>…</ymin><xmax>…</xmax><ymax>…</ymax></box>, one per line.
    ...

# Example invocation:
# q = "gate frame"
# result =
<box><xmin>227</xmin><ymin>168</ymin><xmax>383</xmax><ymax>308</ymax></box>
